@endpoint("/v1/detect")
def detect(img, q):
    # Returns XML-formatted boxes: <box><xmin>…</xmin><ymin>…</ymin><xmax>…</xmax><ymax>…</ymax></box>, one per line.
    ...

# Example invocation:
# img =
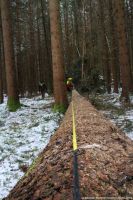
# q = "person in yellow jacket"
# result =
<box><xmin>66</xmin><ymin>77</ymin><xmax>73</xmax><ymax>92</ymax></box>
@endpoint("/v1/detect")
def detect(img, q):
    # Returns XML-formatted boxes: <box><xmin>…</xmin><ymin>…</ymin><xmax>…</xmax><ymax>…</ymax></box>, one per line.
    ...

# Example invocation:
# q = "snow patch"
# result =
<box><xmin>0</xmin><ymin>95</ymin><xmax>62</xmax><ymax>199</ymax></box>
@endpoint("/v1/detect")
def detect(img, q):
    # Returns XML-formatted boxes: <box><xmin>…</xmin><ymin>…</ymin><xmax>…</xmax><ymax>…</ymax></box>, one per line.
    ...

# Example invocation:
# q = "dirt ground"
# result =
<box><xmin>4</xmin><ymin>91</ymin><xmax>133</xmax><ymax>200</ymax></box>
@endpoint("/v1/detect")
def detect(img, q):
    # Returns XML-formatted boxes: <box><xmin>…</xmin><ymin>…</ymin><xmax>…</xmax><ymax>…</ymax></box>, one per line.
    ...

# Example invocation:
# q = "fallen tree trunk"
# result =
<box><xmin>4</xmin><ymin>91</ymin><xmax>133</xmax><ymax>199</ymax></box>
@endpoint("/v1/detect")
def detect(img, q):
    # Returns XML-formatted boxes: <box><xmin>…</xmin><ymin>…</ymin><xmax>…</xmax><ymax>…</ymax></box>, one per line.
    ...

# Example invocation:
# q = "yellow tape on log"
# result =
<box><xmin>72</xmin><ymin>101</ymin><xmax>78</xmax><ymax>151</ymax></box>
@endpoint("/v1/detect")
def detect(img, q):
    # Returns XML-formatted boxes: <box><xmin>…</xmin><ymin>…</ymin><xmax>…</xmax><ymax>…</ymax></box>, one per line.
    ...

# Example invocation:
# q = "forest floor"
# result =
<box><xmin>0</xmin><ymin>94</ymin><xmax>62</xmax><ymax>199</ymax></box>
<box><xmin>88</xmin><ymin>92</ymin><xmax>133</xmax><ymax>140</ymax></box>
<box><xmin>0</xmin><ymin>92</ymin><xmax>133</xmax><ymax>199</ymax></box>
<box><xmin>4</xmin><ymin>91</ymin><xmax>133</xmax><ymax>200</ymax></box>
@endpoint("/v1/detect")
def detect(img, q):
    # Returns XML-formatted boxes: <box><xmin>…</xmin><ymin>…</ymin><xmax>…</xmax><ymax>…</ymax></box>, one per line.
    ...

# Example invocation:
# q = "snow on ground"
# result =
<box><xmin>1</xmin><ymin>92</ymin><xmax>133</xmax><ymax>199</ymax></box>
<box><xmin>97</xmin><ymin>92</ymin><xmax>133</xmax><ymax>140</ymax></box>
<box><xmin>0</xmin><ymin>95</ymin><xmax>62</xmax><ymax>199</ymax></box>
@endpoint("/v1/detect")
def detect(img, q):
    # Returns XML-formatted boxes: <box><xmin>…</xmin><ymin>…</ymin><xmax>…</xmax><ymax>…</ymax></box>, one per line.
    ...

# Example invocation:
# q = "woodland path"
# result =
<box><xmin>4</xmin><ymin>91</ymin><xmax>133</xmax><ymax>200</ymax></box>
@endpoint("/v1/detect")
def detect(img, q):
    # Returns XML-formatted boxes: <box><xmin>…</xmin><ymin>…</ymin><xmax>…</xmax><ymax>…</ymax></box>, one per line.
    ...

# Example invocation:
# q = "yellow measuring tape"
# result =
<box><xmin>72</xmin><ymin>101</ymin><xmax>78</xmax><ymax>151</ymax></box>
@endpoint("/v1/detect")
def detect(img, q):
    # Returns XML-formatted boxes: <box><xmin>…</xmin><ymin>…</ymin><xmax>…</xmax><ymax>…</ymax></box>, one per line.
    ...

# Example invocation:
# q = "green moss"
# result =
<box><xmin>7</xmin><ymin>97</ymin><xmax>21</xmax><ymax>112</ymax></box>
<box><xmin>25</xmin><ymin>156</ymin><xmax>42</xmax><ymax>177</ymax></box>
<box><xmin>52</xmin><ymin>104</ymin><xmax>67</xmax><ymax>114</ymax></box>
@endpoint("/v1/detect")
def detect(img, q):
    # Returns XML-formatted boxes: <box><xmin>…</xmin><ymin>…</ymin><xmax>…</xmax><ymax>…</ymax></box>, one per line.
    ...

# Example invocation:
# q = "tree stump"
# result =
<box><xmin>4</xmin><ymin>91</ymin><xmax>133</xmax><ymax>200</ymax></box>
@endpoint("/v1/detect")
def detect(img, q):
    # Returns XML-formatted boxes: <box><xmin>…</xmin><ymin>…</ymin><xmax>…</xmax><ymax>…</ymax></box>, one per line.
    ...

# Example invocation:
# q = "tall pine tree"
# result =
<box><xmin>48</xmin><ymin>0</ymin><xmax>68</xmax><ymax>111</ymax></box>
<box><xmin>113</xmin><ymin>0</ymin><xmax>133</xmax><ymax>101</ymax></box>
<box><xmin>1</xmin><ymin>0</ymin><xmax>20</xmax><ymax>111</ymax></box>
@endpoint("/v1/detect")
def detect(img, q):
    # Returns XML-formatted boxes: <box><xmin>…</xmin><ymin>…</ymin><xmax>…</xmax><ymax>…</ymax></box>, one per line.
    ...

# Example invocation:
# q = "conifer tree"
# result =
<box><xmin>48</xmin><ymin>0</ymin><xmax>68</xmax><ymax>111</ymax></box>
<box><xmin>113</xmin><ymin>0</ymin><xmax>133</xmax><ymax>101</ymax></box>
<box><xmin>1</xmin><ymin>0</ymin><xmax>20</xmax><ymax>111</ymax></box>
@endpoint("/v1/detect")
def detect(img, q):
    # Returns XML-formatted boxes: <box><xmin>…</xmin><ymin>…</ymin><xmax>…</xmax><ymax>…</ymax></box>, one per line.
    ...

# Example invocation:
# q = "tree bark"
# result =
<box><xmin>108</xmin><ymin>0</ymin><xmax>119</xmax><ymax>93</ymax></box>
<box><xmin>113</xmin><ymin>0</ymin><xmax>133</xmax><ymax>100</ymax></box>
<box><xmin>28</xmin><ymin>0</ymin><xmax>37</xmax><ymax>95</ymax></box>
<box><xmin>63</xmin><ymin>0</ymin><xmax>71</xmax><ymax>71</ymax></box>
<box><xmin>0</xmin><ymin>61</ymin><xmax>3</xmax><ymax>104</ymax></box>
<box><xmin>98</xmin><ymin>0</ymin><xmax>111</xmax><ymax>94</ymax></box>
<box><xmin>48</xmin><ymin>0</ymin><xmax>68</xmax><ymax>108</ymax></box>
<box><xmin>16</xmin><ymin>0</ymin><xmax>24</xmax><ymax>96</ymax></box>
<box><xmin>41</xmin><ymin>0</ymin><xmax>53</xmax><ymax>92</ymax></box>
<box><xmin>1</xmin><ymin>0</ymin><xmax>20</xmax><ymax>111</ymax></box>
<box><xmin>0</xmin><ymin>13</ymin><xmax>3</xmax><ymax>103</ymax></box>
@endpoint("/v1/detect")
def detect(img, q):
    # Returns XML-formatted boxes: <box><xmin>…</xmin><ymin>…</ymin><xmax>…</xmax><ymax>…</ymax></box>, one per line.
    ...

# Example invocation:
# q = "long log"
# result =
<box><xmin>4</xmin><ymin>91</ymin><xmax>133</xmax><ymax>199</ymax></box>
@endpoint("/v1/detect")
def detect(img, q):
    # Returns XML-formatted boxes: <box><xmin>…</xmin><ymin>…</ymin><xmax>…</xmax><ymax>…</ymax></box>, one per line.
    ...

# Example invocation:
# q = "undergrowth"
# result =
<box><xmin>89</xmin><ymin>95</ymin><xmax>125</xmax><ymax>115</ymax></box>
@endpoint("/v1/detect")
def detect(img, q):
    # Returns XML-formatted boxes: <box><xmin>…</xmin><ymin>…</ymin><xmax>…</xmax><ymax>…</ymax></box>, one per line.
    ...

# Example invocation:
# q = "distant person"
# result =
<box><xmin>39</xmin><ymin>81</ymin><xmax>47</xmax><ymax>98</ymax></box>
<box><xmin>66</xmin><ymin>77</ymin><xmax>73</xmax><ymax>92</ymax></box>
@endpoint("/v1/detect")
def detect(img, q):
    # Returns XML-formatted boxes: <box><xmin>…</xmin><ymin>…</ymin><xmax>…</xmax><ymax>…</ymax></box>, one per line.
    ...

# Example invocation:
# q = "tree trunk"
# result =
<box><xmin>41</xmin><ymin>0</ymin><xmax>53</xmax><ymax>92</ymax></box>
<box><xmin>0</xmin><ymin>61</ymin><xmax>3</xmax><ymax>104</ymax></box>
<box><xmin>72</xmin><ymin>0</ymin><xmax>81</xmax><ymax>59</ymax></box>
<box><xmin>113</xmin><ymin>0</ymin><xmax>132</xmax><ymax>101</ymax></box>
<box><xmin>0</xmin><ymin>0</ymin><xmax>20</xmax><ymax>111</ymax></box>
<box><xmin>36</xmin><ymin>2</ymin><xmax>44</xmax><ymax>84</ymax></box>
<box><xmin>108</xmin><ymin>0</ymin><xmax>119</xmax><ymax>93</ymax></box>
<box><xmin>125</xmin><ymin>0</ymin><xmax>133</xmax><ymax>76</ymax></box>
<box><xmin>0</xmin><ymin>13</ymin><xmax>3</xmax><ymax>103</ymax></box>
<box><xmin>48</xmin><ymin>0</ymin><xmax>68</xmax><ymax>109</ymax></box>
<box><xmin>98</xmin><ymin>0</ymin><xmax>111</xmax><ymax>94</ymax></box>
<box><xmin>63</xmin><ymin>0</ymin><xmax>71</xmax><ymax>71</ymax></box>
<box><xmin>28</xmin><ymin>0</ymin><xmax>37</xmax><ymax>95</ymax></box>
<box><xmin>16</xmin><ymin>0</ymin><xmax>24</xmax><ymax>97</ymax></box>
